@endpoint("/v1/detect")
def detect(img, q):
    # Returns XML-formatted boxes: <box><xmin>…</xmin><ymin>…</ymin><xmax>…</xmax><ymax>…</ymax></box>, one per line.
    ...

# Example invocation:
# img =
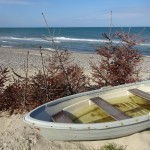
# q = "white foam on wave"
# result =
<box><xmin>2</xmin><ymin>40</ymin><xmax>16</xmax><ymax>44</ymax></box>
<box><xmin>0</xmin><ymin>37</ymin><xmax>60</xmax><ymax>43</ymax></box>
<box><xmin>55</xmin><ymin>37</ymin><xmax>124</xmax><ymax>44</ymax></box>
<box><xmin>1</xmin><ymin>45</ymin><xmax>13</xmax><ymax>48</ymax></box>
<box><xmin>139</xmin><ymin>43</ymin><xmax>150</xmax><ymax>46</ymax></box>
<box><xmin>9</xmin><ymin>37</ymin><xmax>48</xmax><ymax>42</ymax></box>
<box><xmin>43</xmin><ymin>48</ymin><xmax>56</xmax><ymax>51</ymax></box>
<box><xmin>0</xmin><ymin>36</ymin><xmax>103</xmax><ymax>43</ymax></box>
<box><xmin>55</xmin><ymin>37</ymin><xmax>101</xmax><ymax>42</ymax></box>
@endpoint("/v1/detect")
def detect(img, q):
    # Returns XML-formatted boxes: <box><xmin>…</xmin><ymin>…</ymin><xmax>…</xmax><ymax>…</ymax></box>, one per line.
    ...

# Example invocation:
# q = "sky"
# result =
<box><xmin>0</xmin><ymin>0</ymin><xmax>150</xmax><ymax>27</ymax></box>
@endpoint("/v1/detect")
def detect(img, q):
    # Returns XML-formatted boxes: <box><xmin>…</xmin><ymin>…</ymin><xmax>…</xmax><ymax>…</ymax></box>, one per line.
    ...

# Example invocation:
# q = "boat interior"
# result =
<box><xmin>52</xmin><ymin>88</ymin><xmax>150</xmax><ymax>124</ymax></box>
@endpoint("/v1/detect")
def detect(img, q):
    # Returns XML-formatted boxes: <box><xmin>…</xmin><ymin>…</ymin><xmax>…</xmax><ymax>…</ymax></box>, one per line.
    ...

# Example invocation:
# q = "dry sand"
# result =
<box><xmin>0</xmin><ymin>113</ymin><xmax>150</xmax><ymax>150</ymax></box>
<box><xmin>0</xmin><ymin>47</ymin><xmax>150</xmax><ymax>150</ymax></box>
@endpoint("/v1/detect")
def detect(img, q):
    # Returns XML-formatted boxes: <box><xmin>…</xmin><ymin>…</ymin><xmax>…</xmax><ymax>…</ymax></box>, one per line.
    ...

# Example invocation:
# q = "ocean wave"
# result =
<box><xmin>139</xmin><ymin>43</ymin><xmax>150</xmax><ymax>46</ymax></box>
<box><xmin>10</xmin><ymin>37</ymin><xmax>47</xmax><ymax>42</ymax></box>
<box><xmin>1</xmin><ymin>45</ymin><xmax>13</xmax><ymax>48</ymax></box>
<box><xmin>55</xmin><ymin>37</ymin><xmax>101</xmax><ymax>42</ymax></box>
<box><xmin>0</xmin><ymin>37</ymin><xmax>60</xmax><ymax>43</ymax></box>
<box><xmin>55</xmin><ymin>37</ymin><xmax>125</xmax><ymax>44</ymax></box>
<box><xmin>43</xmin><ymin>48</ymin><xmax>56</xmax><ymax>51</ymax></box>
<box><xmin>0</xmin><ymin>36</ymin><xmax>103</xmax><ymax>43</ymax></box>
<box><xmin>0</xmin><ymin>36</ymin><xmax>150</xmax><ymax>46</ymax></box>
<box><xmin>2</xmin><ymin>40</ymin><xmax>16</xmax><ymax>43</ymax></box>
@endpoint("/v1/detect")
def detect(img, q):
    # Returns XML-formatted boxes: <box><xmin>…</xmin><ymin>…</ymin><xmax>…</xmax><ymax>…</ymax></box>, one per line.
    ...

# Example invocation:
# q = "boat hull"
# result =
<box><xmin>39</xmin><ymin>120</ymin><xmax>150</xmax><ymax>141</ymax></box>
<box><xmin>24</xmin><ymin>80</ymin><xmax>150</xmax><ymax>141</ymax></box>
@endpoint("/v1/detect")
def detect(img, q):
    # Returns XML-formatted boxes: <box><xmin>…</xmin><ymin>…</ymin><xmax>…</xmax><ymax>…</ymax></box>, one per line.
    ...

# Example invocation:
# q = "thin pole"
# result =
<box><xmin>109</xmin><ymin>11</ymin><xmax>112</xmax><ymax>40</ymax></box>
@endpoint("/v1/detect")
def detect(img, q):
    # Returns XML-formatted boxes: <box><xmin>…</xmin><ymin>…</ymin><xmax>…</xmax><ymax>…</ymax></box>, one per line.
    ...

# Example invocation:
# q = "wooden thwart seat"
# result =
<box><xmin>90</xmin><ymin>97</ymin><xmax>130</xmax><ymax>120</ymax></box>
<box><xmin>128</xmin><ymin>88</ymin><xmax>150</xmax><ymax>102</ymax></box>
<box><xmin>52</xmin><ymin>110</ymin><xmax>73</xmax><ymax>123</ymax></box>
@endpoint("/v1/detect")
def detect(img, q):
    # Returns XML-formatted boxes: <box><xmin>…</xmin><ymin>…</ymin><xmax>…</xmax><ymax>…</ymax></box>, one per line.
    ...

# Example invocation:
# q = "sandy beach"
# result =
<box><xmin>0</xmin><ymin>47</ymin><xmax>150</xmax><ymax>150</ymax></box>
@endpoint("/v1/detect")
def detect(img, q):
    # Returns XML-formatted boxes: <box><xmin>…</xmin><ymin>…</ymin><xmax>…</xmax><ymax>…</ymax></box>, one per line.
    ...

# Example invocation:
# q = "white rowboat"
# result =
<box><xmin>24</xmin><ymin>80</ymin><xmax>150</xmax><ymax>141</ymax></box>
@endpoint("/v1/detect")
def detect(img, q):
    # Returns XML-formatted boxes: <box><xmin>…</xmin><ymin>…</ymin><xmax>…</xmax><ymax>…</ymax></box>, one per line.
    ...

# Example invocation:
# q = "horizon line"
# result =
<box><xmin>0</xmin><ymin>26</ymin><xmax>149</xmax><ymax>28</ymax></box>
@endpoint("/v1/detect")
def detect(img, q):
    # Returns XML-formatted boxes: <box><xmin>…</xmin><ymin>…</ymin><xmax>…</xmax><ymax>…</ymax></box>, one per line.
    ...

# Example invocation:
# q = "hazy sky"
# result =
<box><xmin>0</xmin><ymin>0</ymin><xmax>150</xmax><ymax>27</ymax></box>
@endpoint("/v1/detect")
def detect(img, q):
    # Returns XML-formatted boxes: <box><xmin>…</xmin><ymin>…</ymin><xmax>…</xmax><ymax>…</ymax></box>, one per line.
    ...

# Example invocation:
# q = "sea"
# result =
<box><xmin>0</xmin><ymin>27</ymin><xmax>150</xmax><ymax>55</ymax></box>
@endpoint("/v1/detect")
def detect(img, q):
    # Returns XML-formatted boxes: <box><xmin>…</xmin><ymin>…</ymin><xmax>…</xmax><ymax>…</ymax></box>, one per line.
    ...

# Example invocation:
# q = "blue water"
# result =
<box><xmin>0</xmin><ymin>27</ymin><xmax>150</xmax><ymax>55</ymax></box>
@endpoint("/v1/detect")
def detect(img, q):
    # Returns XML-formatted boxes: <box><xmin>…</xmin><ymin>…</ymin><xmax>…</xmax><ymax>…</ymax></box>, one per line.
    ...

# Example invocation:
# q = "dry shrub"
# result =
<box><xmin>28</xmin><ymin>49</ymin><xmax>89</xmax><ymax>111</ymax></box>
<box><xmin>91</xmin><ymin>32</ymin><xmax>143</xmax><ymax>88</ymax></box>
<box><xmin>46</xmin><ymin>50</ymin><xmax>89</xmax><ymax>95</ymax></box>
<box><xmin>0</xmin><ymin>66</ymin><xmax>9</xmax><ymax>111</ymax></box>
<box><xmin>0</xmin><ymin>49</ymin><xmax>89</xmax><ymax>114</ymax></box>
<box><xmin>64</xmin><ymin>64</ymin><xmax>89</xmax><ymax>94</ymax></box>
<box><xmin>0</xmin><ymin>66</ymin><xmax>9</xmax><ymax>91</ymax></box>
<box><xmin>1</xmin><ymin>80</ymin><xmax>24</xmax><ymax>113</ymax></box>
<box><xmin>1</xmin><ymin>78</ymin><xmax>42</xmax><ymax>114</ymax></box>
